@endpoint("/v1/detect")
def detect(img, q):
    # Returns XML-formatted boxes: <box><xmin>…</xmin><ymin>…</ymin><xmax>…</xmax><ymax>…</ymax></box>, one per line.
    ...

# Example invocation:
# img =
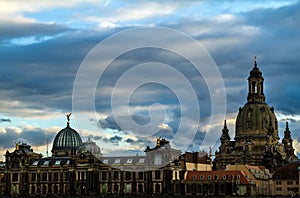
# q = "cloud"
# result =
<box><xmin>102</xmin><ymin>135</ymin><xmax>123</xmax><ymax>145</ymax></box>
<box><xmin>0</xmin><ymin>125</ymin><xmax>56</xmax><ymax>149</ymax></box>
<box><xmin>0</xmin><ymin>118</ymin><xmax>11</xmax><ymax>123</ymax></box>
<box><xmin>0</xmin><ymin>0</ymin><xmax>300</xmax><ymax>157</ymax></box>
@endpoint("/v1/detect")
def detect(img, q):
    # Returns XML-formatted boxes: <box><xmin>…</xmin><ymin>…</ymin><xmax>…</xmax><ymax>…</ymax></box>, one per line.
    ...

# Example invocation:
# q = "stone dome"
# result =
<box><xmin>236</xmin><ymin>103</ymin><xmax>278</xmax><ymax>137</ymax></box>
<box><xmin>83</xmin><ymin>138</ymin><xmax>103</xmax><ymax>159</ymax></box>
<box><xmin>52</xmin><ymin>122</ymin><xmax>83</xmax><ymax>156</ymax></box>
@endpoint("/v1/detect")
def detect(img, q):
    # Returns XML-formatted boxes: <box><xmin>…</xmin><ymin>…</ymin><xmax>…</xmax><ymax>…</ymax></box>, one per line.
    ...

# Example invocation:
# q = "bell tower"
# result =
<box><xmin>247</xmin><ymin>56</ymin><xmax>265</xmax><ymax>103</ymax></box>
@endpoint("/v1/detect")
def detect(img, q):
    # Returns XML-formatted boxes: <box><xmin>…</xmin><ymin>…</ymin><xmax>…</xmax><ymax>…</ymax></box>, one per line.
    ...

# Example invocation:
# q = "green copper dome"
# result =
<box><xmin>52</xmin><ymin>117</ymin><xmax>83</xmax><ymax>156</ymax></box>
<box><xmin>52</xmin><ymin>124</ymin><xmax>83</xmax><ymax>150</ymax></box>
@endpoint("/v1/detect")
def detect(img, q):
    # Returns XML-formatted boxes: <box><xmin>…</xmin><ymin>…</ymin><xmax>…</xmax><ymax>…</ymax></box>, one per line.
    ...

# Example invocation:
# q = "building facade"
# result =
<box><xmin>1</xmin><ymin>120</ymin><xmax>189</xmax><ymax>197</ymax></box>
<box><xmin>272</xmin><ymin>160</ymin><xmax>300</xmax><ymax>196</ymax></box>
<box><xmin>214</xmin><ymin>58</ymin><xmax>297</xmax><ymax>171</ymax></box>
<box><xmin>1</xmin><ymin>58</ymin><xmax>300</xmax><ymax>197</ymax></box>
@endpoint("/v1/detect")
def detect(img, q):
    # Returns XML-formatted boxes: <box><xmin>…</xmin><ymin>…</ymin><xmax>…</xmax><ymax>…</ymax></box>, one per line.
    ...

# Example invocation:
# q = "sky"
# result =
<box><xmin>1</xmin><ymin>0</ymin><xmax>300</xmax><ymax>160</ymax></box>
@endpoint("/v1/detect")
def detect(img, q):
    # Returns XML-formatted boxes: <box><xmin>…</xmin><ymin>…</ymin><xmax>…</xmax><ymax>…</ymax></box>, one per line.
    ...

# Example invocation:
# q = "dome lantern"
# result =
<box><xmin>247</xmin><ymin>56</ymin><xmax>265</xmax><ymax>103</ymax></box>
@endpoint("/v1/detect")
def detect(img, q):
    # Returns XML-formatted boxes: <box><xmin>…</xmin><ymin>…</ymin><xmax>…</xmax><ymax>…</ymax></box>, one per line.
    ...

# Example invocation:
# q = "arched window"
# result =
<box><xmin>42</xmin><ymin>185</ymin><xmax>47</xmax><ymax>194</ymax></box>
<box><xmin>154</xmin><ymin>154</ymin><xmax>162</xmax><ymax>165</ymax></box>
<box><xmin>31</xmin><ymin>185</ymin><xmax>36</xmax><ymax>194</ymax></box>
<box><xmin>251</xmin><ymin>82</ymin><xmax>256</xmax><ymax>93</ymax></box>
<box><xmin>12</xmin><ymin>158</ymin><xmax>20</xmax><ymax>168</ymax></box>
<box><xmin>138</xmin><ymin>184</ymin><xmax>143</xmax><ymax>193</ymax></box>
<box><xmin>54</xmin><ymin>185</ymin><xmax>58</xmax><ymax>194</ymax></box>
<box><xmin>113</xmin><ymin>184</ymin><xmax>119</xmax><ymax>193</ymax></box>
<box><xmin>155</xmin><ymin>183</ymin><xmax>160</xmax><ymax>193</ymax></box>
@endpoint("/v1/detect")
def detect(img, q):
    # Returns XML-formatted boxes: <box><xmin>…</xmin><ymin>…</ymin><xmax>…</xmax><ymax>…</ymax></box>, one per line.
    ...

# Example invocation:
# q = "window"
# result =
<box><xmin>103</xmin><ymin>159</ymin><xmax>109</xmax><ymax>164</ymax></box>
<box><xmin>33</xmin><ymin>161</ymin><xmax>39</xmax><ymax>166</ymax></box>
<box><xmin>154</xmin><ymin>154</ymin><xmax>162</xmax><ymax>166</ymax></box>
<box><xmin>113</xmin><ymin>184</ymin><xmax>119</xmax><ymax>193</ymax></box>
<box><xmin>263</xmin><ymin>119</ymin><xmax>267</xmax><ymax>129</ymax></box>
<box><xmin>43</xmin><ymin>160</ymin><xmax>49</xmax><ymax>166</ymax></box>
<box><xmin>31</xmin><ymin>173</ymin><xmax>36</xmax><ymax>182</ymax></box>
<box><xmin>138</xmin><ymin>172</ymin><xmax>143</xmax><ymax>180</ymax></box>
<box><xmin>125</xmin><ymin>171</ymin><xmax>132</xmax><ymax>180</ymax></box>
<box><xmin>215</xmin><ymin>175</ymin><xmax>219</xmax><ymax>180</ymax></box>
<box><xmin>244</xmin><ymin>145</ymin><xmax>249</xmax><ymax>152</ymax></box>
<box><xmin>42</xmin><ymin>185</ymin><xmax>47</xmax><ymax>194</ymax></box>
<box><xmin>155</xmin><ymin>184</ymin><xmax>160</xmax><ymax>193</ymax></box>
<box><xmin>208</xmin><ymin>175</ymin><xmax>211</xmax><ymax>180</ymax></box>
<box><xmin>126</xmin><ymin>159</ymin><xmax>133</xmax><ymax>164</ymax></box>
<box><xmin>155</xmin><ymin>170</ymin><xmax>161</xmax><ymax>180</ymax></box>
<box><xmin>54</xmin><ymin>172</ymin><xmax>59</xmax><ymax>181</ymax></box>
<box><xmin>12</xmin><ymin>158</ymin><xmax>20</xmax><ymax>168</ymax></box>
<box><xmin>102</xmin><ymin>172</ymin><xmax>107</xmax><ymax>180</ymax></box>
<box><xmin>138</xmin><ymin>159</ymin><xmax>145</xmax><ymax>163</ymax></box>
<box><xmin>138</xmin><ymin>184</ymin><xmax>143</xmax><ymax>193</ymax></box>
<box><xmin>31</xmin><ymin>185</ymin><xmax>36</xmax><ymax>194</ymax></box>
<box><xmin>237</xmin><ymin>175</ymin><xmax>240</xmax><ymax>180</ymax></box>
<box><xmin>200</xmin><ymin>175</ymin><xmax>204</xmax><ymax>180</ymax></box>
<box><xmin>42</xmin><ymin>173</ymin><xmax>47</xmax><ymax>181</ymax></box>
<box><xmin>81</xmin><ymin>172</ymin><xmax>85</xmax><ymax>180</ymax></box>
<box><xmin>65</xmin><ymin>172</ymin><xmax>69</xmax><ymax>181</ymax></box>
<box><xmin>113</xmin><ymin>171</ymin><xmax>119</xmax><ymax>180</ymax></box>
<box><xmin>12</xmin><ymin>173</ymin><xmax>18</xmax><ymax>182</ymax></box>
<box><xmin>223</xmin><ymin>175</ymin><xmax>227</xmax><ymax>180</ymax></box>
<box><xmin>192</xmin><ymin>175</ymin><xmax>197</xmax><ymax>180</ymax></box>
<box><xmin>247</xmin><ymin>121</ymin><xmax>252</xmax><ymax>128</ymax></box>
<box><xmin>114</xmin><ymin>159</ymin><xmax>120</xmax><ymax>164</ymax></box>
<box><xmin>54</xmin><ymin>184</ymin><xmax>58</xmax><ymax>194</ymax></box>
<box><xmin>55</xmin><ymin>160</ymin><xmax>61</xmax><ymax>165</ymax></box>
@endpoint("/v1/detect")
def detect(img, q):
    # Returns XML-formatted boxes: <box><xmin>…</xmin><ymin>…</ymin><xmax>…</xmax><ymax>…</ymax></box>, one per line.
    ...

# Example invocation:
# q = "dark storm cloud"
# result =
<box><xmin>124</xmin><ymin>137</ymin><xmax>152</xmax><ymax>146</ymax></box>
<box><xmin>173</xmin><ymin>1</ymin><xmax>300</xmax><ymax>117</ymax></box>
<box><xmin>99</xmin><ymin>114</ymin><xmax>152</xmax><ymax>132</ymax></box>
<box><xmin>0</xmin><ymin>19</ymin><xmax>71</xmax><ymax>40</ymax></box>
<box><xmin>99</xmin><ymin>115</ymin><xmax>122</xmax><ymax>131</ymax></box>
<box><xmin>0</xmin><ymin>118</ymin><xmax>11</xmax><ymax>123</ymax></box>
<box><xmin>0</xmin><ymin>127</ymin><xmax>55</xmax><ymax>149</ymax></box>
<box><xmin>0</xmin><ymin>29</ymin><xmax>115</xmax><ymax>113</ymax></box>
<box><xmin>153</xmin><ymin>128</ymin><xmax>174</xmax><ymax>140</ymax></box>
<box><xmin>102</xmin><ymin>135</ymin><xmax>122</xmax><ymax>145</ymax></box>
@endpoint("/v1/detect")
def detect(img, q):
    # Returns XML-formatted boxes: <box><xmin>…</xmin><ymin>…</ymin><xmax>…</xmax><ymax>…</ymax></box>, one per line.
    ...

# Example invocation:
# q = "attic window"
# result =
<box><xmin>114</xmin><ymin>159</ymin><xmax>120</xmax><ymax>164</ymax></box>
<box><xmin>103</xmin><ymin>159</ymin><xmax>109</xmax><ymax>164</ymax></box>
<box><xmin>33</xmin><ymin>161</ymin><xmax>39</xmax><ymax>166</ymax></box>
<box><xmin>139</xmin><ymin>159</ymin><xmax>145</xmax><ymax>163</ymax></box>
<box><xmin>55</xmin><ymin>160</ymin><xmax>61</xmax><ymax>165</ymax></box>
<box><xmin>192</xmin><ymin>175</ymin><xmax>197</xmax><ymax>181</ymax></box>
<box><xmin>126</xmin><ymin>159</ymin><xmax>133</xmax><ymax>164</ymax></box>
<box><xmin>43</xmin><ymin>161</ymin><xmax>49</xmax><ymax>166</ymax></box>
<box><xmin>208</xmin><ymin>175</ymin><xmax>211</xmax><ymax>180</ymax></box>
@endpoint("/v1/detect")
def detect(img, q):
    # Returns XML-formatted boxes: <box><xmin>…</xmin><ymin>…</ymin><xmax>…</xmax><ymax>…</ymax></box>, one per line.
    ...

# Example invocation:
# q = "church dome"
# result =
<box><xmin>52</xmin><ymin>125</ymin><xmax>83</xmax><ymax>150</ymax></box>
<box><xmin>236</xmin><ymin>103</ymin><xmax>278</xmax><ymax>137</ymax></box>
<box><xmin>51</xmin><ymin>114</ymin><xmax>83</xmax><ymax>156</ymax></box>
<box><xmin>236</xmin><ymin>57</ymin><xmax>278</xmax><ymax>138</ymax></box>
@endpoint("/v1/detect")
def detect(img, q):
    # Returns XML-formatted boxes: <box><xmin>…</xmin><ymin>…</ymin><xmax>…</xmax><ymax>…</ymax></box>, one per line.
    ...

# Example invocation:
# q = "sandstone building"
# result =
<box><xmin>214</xmin><ymin>58</ymin><xmax>297</xmax><ymax>171</ymax></box>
